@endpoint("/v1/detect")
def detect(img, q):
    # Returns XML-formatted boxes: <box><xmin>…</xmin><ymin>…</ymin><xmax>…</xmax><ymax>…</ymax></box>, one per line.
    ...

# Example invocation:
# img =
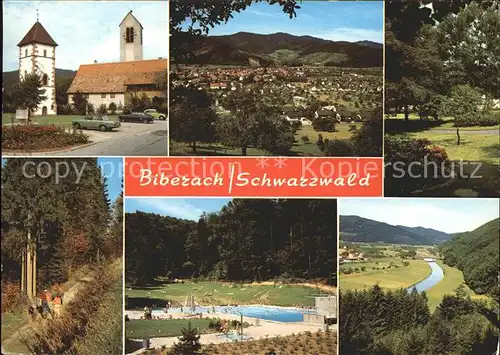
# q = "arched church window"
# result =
<box><xmin>42</xmin><ymin>74</ymin><xmax>48</xmax><ymax>86</ymax></box>
<box><xmin>126</xmin><ymin>27</ymin><xmax>135</xmax><ymax>43</ymax></box>
<box><xmin>25</xmin><ymin>49</ymin><xmax>28</xmax><ymax>57</ymax></box>
<box><xmin>44</xmin><ymin>49</ymin><xmax>47</xmax><ymax>57</ymax></box>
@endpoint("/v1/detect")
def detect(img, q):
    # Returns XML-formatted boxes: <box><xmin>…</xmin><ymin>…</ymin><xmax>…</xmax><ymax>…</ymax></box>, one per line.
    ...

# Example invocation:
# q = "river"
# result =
<box><xmin>407</xmin><ymin>261</ymin><xmax>444</xmax><ymax>293</ymax></box>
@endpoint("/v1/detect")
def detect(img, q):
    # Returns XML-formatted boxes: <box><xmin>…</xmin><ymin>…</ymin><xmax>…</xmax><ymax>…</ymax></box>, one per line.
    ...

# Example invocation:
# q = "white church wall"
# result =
<box><xmin>120</xmin><ymin>12</ymin><xmax>143</xmax><ymax>62</ymax></box>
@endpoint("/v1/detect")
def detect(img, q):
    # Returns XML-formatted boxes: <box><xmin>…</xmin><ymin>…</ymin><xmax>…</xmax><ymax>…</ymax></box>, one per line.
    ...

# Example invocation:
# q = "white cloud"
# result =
<box><xmin>318</xmin><ymin>28</ymin><xmax>383</xmax><ymax>43</ymax></box>
<box><xmin>2</xmin><ymin>0</ymin><xmax>168</xmax><ymax>71</ymax></box>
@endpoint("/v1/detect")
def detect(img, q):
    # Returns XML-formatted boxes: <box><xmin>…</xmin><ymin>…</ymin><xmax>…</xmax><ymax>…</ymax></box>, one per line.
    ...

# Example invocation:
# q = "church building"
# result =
<box><xmin>67</xmin><ymin>11</ymin><xmax>167</xmax><ymax>109</ymax></box>
<box><xmin>18</xmin><ymin>20</ymin><xmax>58</xmax><ymax>116</ymax></box>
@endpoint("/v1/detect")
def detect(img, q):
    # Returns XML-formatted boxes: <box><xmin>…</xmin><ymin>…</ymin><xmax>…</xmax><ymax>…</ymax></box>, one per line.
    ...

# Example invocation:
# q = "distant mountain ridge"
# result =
<box><xmin>183</xmin><ymin>31</ymin><xmax>383</xmax><ymax>68</ymax></box>
<box><xmin>340</xmin><ymin>215</ymin><xmax>454</xmax><ymax>245</ymax></box>
<box><xmin>2</xmin><ymin>69</ymin><xmax>76</xmax><ymax>88</ymax></box>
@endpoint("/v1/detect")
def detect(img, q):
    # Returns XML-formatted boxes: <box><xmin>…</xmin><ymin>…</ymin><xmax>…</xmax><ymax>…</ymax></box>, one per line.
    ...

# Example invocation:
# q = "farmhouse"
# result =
<box><xmin>67</xmin><ymin>11</ymin><xmax>167</xmax><ymax>108</ymax></box>
<box><xmin>67</xmin><ymin>59</ymin><xmax>167</xmax><ymax>108</ymax></box>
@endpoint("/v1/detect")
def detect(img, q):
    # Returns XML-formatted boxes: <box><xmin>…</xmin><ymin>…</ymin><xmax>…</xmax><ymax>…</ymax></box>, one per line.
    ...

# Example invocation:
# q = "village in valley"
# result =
<box><xmin>2</xmin><ymin>1</ymin><xmax>168</xmax><ymax>156</ymax></box>
<box><xmin>170</xmin><ymin>1</ymin><xmax>383</xmax><ymax>157</ymax></box>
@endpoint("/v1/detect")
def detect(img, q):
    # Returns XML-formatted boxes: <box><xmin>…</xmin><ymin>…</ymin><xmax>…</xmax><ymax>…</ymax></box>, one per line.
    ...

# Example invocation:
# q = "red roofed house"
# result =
<box><xmin>67</xmin><ymin>11</ymin><xmax>167</xmax><ymax>109</ymax></box>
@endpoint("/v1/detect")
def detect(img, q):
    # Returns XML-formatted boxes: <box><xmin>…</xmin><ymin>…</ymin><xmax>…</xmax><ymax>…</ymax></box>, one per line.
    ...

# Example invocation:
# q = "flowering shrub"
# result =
<box><xmin>2</xmin><ymin>124</ymin><xmax>89</xmax><ymax>150</ymax></box>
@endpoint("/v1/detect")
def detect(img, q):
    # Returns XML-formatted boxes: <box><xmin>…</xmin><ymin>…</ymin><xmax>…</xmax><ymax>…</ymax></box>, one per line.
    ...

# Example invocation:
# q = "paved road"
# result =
<box><xmin>54</xmin><ymin>120</ymin><xmax>168</xmax><ymax>156</ymax></box>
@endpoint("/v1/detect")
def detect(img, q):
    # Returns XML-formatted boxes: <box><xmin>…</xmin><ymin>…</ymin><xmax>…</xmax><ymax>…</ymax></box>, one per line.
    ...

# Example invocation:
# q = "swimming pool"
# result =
<box><xmin>152</xmin><ymin>305</ymin><xmax>315</xmax><ymax>323</ymax></box>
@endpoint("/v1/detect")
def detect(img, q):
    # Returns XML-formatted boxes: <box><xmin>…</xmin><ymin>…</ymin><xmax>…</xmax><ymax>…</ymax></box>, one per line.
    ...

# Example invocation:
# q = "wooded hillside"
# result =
<box><xmin>126</xmin><ymin>199</ymin><xmax>337</xmax><ymax>285</ymax></box>
<box><xmin>440</xmin><ymin>218</ymin><xmax>499</xmax><ymax>296</ymax></box>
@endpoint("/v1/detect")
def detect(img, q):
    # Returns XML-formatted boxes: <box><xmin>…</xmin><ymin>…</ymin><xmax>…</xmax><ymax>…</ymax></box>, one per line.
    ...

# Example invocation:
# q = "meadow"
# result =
<box><xmin>340</xmin><ymin>259</ymin><xmax>432</xmax><ymax>291</ymax></box>
<box><xmin>126</xmin><ymin>281</ymin><xmax>333</xmax><ymax>308</ymax></box>
<box><xmin>169</xmin><ymin>122</ymin><xmax>359</xmax><ymax>156</ymax></box>
<box><xmin>126</xmin><ymin>319</ymin><xmax>216</xmax><ymax>339</ymax></box>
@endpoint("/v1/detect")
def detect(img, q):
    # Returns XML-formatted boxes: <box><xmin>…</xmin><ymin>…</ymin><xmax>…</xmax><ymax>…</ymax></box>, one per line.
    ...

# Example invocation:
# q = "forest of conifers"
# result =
<box><xmin>126</xmin><ymin>199</ymin><xmax>337</xmax><ymax>285</ymax></box>
<box><xmin>340</xmin><ymin>285</ymin><xmax>498</xmax><ymax>355</ymax></box>
<box><xmin>440</xmin><ymin>218</ymin><xmax>499</xmax><ymax>297</ymax></box>
<box><xmin>1</xmin><ymin>158</ymin><xmax>123</xmax><ymax>290</ymax></box>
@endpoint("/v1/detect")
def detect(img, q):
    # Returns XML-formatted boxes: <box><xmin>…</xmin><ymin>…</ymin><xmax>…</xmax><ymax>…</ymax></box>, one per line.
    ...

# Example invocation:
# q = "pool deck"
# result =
<box><xmin>126</xmin><ymin>310</ymin><xmax>333</xmax><ymax>352</ymax></box>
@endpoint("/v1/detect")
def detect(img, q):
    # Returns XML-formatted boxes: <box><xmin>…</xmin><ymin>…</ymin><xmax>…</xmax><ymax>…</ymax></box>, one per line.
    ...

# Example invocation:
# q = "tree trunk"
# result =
<box><xmin>26</xmin><ymin>238</ymin><xmax>32</xmax><ymax>298</ymax></box>
<box><xmin>456</xmin><ymin>125</ymin><xmax>461</xmax><ymax>145</ymax></box>
<box><xmin>192</xmin><ymin>141</ymin><xmax>197</xmax><ymax>154</ymax></box>
<box><xmin>404</xmin><ymin>105</ymin><xmax>409</xmax><ymax>121</ymax></box>
<box><xmin>21</xmin><ymin>252</ymin><xmax>25</xmax><ymax>294</ymax></box>
<box><xmin>241</xmin><ymin>145</ymin><xmax>247</xmax><ymax>156</ymax></box>
<box><xmin>33</xmin><ymin>243</ymin><xmax>37</xmax><ymax>297</ymax></box>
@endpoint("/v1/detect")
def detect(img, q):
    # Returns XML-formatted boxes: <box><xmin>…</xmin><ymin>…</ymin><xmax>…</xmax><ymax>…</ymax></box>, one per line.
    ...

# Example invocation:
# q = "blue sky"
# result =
<box><xmin>191</xmin><ymin>1</ymin><xmax>383</xmax><ymax>43</ymax></box>
<box><xmin>125</xmin><ymin>198</ymin><xmax>232</xmax><ymax>221</ymax></box>
<box><xmin>339</xmin><ymin>199</ymin><xmax>499</xmax><ymax>234</ymax></box>
<box><xmin>3</xmin><ymin>0</ymin><xmax>168</xmax><ymax>71</ymax></box>
<box><xmin>97</xmin><ymin>157</ymin><xmax>122</xmax><ymax>203</ymax></box>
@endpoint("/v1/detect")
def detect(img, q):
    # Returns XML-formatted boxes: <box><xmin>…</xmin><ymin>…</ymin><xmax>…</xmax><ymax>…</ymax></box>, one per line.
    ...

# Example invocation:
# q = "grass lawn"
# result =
<box><xmin>170</xmin><ymin>122</ymin><xmax>359</xmax><ymax>156</ymax></box>
<box><xmin>385</xmin><ymin>113</ymin><xmax>499</xmax><ymax>131</ymax></box>
<box><xmin>2</xmin><ymin>113</ymin><xmax>119</xmax><ymax>129</ymax></box>
<box><xmin>425</xmin><ymin>262</ymin><xmax>483</xmax><ymax>312</ymax></box>
<box><xmin>126</xmin><ymin>319</ymin><xmax>214</xmax><ymax>339</ymax></box>
<box><xmin>340</xmin><ymin>259</ymin><xmax>431</xmax><ymax>291</ymax></box>
<box><xmin>410</xmin><ymin>131</ymin><xmax>499</xmax><ymax>164</ymax></box>
<box><xmin>126</xmin><ymin>281</ymin><xmax>330</xmax><ymax>308</ymax></box>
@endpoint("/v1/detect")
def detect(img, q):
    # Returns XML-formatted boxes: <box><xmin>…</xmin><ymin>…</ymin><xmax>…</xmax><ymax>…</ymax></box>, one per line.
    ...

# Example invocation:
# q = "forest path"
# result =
<box><xmin>1</xmin><ymin>268</ymin><xmax>97</xmax><ymax>355</ymax></box>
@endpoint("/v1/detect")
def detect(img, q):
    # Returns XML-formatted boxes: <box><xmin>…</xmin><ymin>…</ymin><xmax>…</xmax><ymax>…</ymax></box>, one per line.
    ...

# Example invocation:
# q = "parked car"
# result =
<box><xmin>72</xmin><ymin>114</ymin><xmax>121</xmax><ymax>131</ymax></box>
<box><xmin>118</xmin><ymin>112</ymin><xmax>154</xmax><ymax>123</ymax></box>
<box><xmin>144</xmin><ymin>109</ymin><xmax>166</xmax><ymax>120</ymax></box>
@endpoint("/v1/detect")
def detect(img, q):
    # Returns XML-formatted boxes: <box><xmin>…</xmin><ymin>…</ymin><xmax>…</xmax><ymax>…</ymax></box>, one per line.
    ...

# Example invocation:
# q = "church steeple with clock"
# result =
<box><xmin>119</xmin><ymin>10</ymin><xmax>143</xmax><ymax>62</ymax></box>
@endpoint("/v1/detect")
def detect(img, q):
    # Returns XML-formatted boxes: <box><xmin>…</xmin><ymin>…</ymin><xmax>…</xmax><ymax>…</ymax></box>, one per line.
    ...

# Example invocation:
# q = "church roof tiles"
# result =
<box><xmin>67</xmin><ymin>59</ymin><xmax>167</xmax><ymax>94</ymax></box>
<box><xmin>18</xmin><ymin>21</ymin><xmax>58</xmax><ymax>47</ymax></box>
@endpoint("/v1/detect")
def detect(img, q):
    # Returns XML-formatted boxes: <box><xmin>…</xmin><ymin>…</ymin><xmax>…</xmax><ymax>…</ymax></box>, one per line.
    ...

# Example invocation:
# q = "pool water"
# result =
<box><xmin>152</xmin><ymin>305</ymin><xmax>315</xmax><ymax>323</ymax></box>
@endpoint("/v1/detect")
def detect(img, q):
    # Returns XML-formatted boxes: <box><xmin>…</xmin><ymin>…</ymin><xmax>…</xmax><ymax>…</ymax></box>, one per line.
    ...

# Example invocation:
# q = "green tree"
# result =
<box><xmin>108</xmin><ymin>102</ymin><xmax>117</xmax><ymax>115</ymax></box>
<box><xmin>72</xmin><ymin>91</ymin><xmax>88</xmax><ymax>115</ymax></box>
<box><xmin>440</xmin><ymin>84</ymin><xmax>483</xmax><ymax>145</ymax></box>
<box><xmin>169</xmin><ymin>321</ymin><xmax>201</xmax><ymax>355</ymax></box>
<box><xmin>170</xmin><ymin>88</ymin><xmax>217</xmax><ymax>153</ymax></box>
<box><xmin>13</xmin><ymin>72</ymin><xmax>48</xmax><ymax>119</ymax></box>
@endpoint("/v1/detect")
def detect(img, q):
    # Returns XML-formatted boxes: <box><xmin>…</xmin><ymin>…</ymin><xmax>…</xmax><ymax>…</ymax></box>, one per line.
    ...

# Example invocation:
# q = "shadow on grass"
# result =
<box><xmin>125</xmin><ymin>339</ymin><xmax>144</xmax><ymax>354</ymax></box>
<box><xmin>481</xmin><ymin>143</ymin><xmax>500</xmax><ymax>160</ymax></box>
<box><xmin>385</xmin><ymin>118</ymin><xmax>446</xmax><ymax>134</ymax></box>
<box><xmin>405</xmin><ymin>161</ymin><xmax>499</xmax><ymax>198</ymax></box>
<box><xmin>127</xmin><ymin>297</ymin><xmax>170</xmax><ymax>309</ymax></box>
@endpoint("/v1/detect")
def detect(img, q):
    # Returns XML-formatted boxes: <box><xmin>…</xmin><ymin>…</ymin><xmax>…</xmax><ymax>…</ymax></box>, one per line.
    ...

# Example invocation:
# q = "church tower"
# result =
<box><xmin>120</xmin><ymin>11</ymin><xmax>143</xmax><ymax>62</ymax></box>
<box><xmin>18</xmin><ymin>19</ymin><xmax>58</xmax><ymax>116</ymax></box>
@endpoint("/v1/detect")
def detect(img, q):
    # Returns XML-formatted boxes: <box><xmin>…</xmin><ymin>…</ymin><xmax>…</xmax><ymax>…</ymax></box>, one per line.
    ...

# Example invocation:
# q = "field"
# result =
<box><xmin>2</xmin><ymin>113</ymin><xmax>119</xmax><ymax>128</ymax></box>
<box><xmin>385</xmin><ymin>112</ymin><xmax>500</xmax><ymax>164</ymax></box>
<box><xmin>170</xmin><ymin>122</ymin><xmax>359</xmax><ymax>156</ymax></box>
<box><xmin>411</xmin><ymin>131</ymin><xmax>499</xmax><ymax>164</ymax></box>
<box><xmin>340</xmin><ymin>259</ymin><xmax>431</xmax><ymax>291</ymax></box>
<box><xmin>339</xmin><ymin>243</ymin><xmax>483</xmax><ymax>312</ymax></box>
<box><xmin>145</xmin><ymin>330</ymin><xmax>337</xmax><ymax>355</ymax></box>
<box><xmin>425</xmin><ymin>262</ymin><xmax>485</xmax><ymax>311</ymax></box>
<box><xmin>126</xmin><ymin>281</ymin><xmax>333</xmax><ymax>308</ymax></box>
<box><xmin>126</xmin><ymin>319</ymin><xmax>215</xmax><ymax>339</ymax></box>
